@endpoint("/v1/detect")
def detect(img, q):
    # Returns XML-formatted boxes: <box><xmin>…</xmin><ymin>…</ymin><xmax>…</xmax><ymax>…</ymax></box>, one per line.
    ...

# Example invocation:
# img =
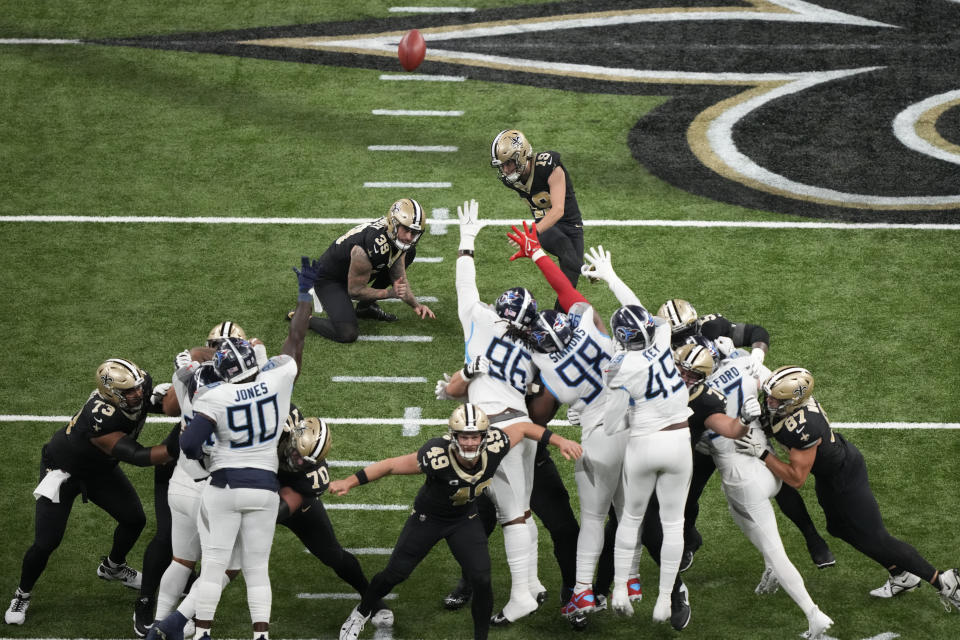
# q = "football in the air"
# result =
<box><xmin>398</xmin><ymin>29</ymin><xmax>426</xmax><ymax>71</ymax></box>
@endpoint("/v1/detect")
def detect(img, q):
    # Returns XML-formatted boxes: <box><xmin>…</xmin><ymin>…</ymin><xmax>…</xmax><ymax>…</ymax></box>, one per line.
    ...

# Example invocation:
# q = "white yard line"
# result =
<box><xmin>371</xmin><ymin>109</ymin><xmax>463</xmax><ymax>116</ymax></box>
<box><xmin>324</xmin><ymin>503</ymin><xmax>409</xmax><ymax>511</ymax></box>
<box><xmin>356</xmin><ymin>335</ymin><xmax>433</xmax><ymax>342</ymax></box>
<box><xmin>367</xmin><ymin>145</ymin><xmax>458</xmax><ymax>151</ymax></box>
<box><xmin>388</xmin><ymin>6</ymin><xmax>476</xmax><ymax>12</ymax></box>
<box><xmin>379</xmin><ymin>73</ymin><xmax>466</xmax><ymax>81</ymax></box>
<box><xmin>331</xmin><ymin>376</ymin><xmax>428</xmax><ymax>383</ymax></box>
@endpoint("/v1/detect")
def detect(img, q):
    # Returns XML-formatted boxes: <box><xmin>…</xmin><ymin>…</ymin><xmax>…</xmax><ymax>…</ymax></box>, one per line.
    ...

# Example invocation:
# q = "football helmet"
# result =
<box><xmin>657</xmin><ymin>299</ymin><xmax>699</xmax><ymax>344</ymax></box>
<box><xmin>674</xmin><ymin>342</ymin><xmax>715</xmax><ymax>386</ymax></box>
<box><xmin>385</xmin><ymin>198</ymin><xmax>424</xmax><ymax>251</ymax></box>
<box><xmin>280</xmin><ymin>406</ymin><xmax>332</xmax><ymax>472</ymax></box>
<box><xmin>96</xmin><ymin>358</ymin><xmax>147</xmax><ymax>413</ymax></box>
<box><xmin>212</xmin><ymin>337</ymin><xmax>259</xmax><ymax>384</ymax></box>
<box><xmin>490</xmin><ymin>129</ymin><xmax>533</xmax><ymax>184</ymax></box>
<box><xmin>495</xmin><ymin>287</ymin><xmax>538</xmax><ymax>328</ymax></box>
<box><xmin>762</xmin><ymin>366</ymin><xmax>815</xmax><ymax>417</ymax></box>
<box><xmin>610</xmin><ymin>305</ymin><xmax>657</xmax><ymax>351</ymax></box>
<box><xmin>448</xmin><ymin>403</ymin><xmax>490</xmax><ymax>462</ymax></box>
<box><xmin>207</xmin><ymin>321</ymin><xmax>246</xmax><ymax>349</ymax></box>
<box><xmin>531</xmin><ymin>310</ymin><xmax>573</xmax><ymax>353</ymax></box>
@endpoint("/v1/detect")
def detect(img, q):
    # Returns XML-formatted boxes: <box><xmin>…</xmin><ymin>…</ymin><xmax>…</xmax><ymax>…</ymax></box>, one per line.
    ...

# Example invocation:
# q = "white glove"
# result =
<box><xmin>253</xmin><ymin>342</ymin><xmax>269</xmax><ymax>367</ymax></box>
<box><xmin>457</xmin><ymin>199</ymin><xmax>481</xmax><ymax>251</ymax></box>
<box><xmin>435</xmin><ymin>374</ymin><xmax>455</xmax><ymax>400</ymax></box>
<box><xmin>462</xmin><ymin>356</ymin><xmax>490</xmax><ymax>379</ymax></box>
<box><xmin>715</xmin><ymin>336</ymin><xmax>735</xmax><ymax>357</ymax></box>
<box><xmin>739</xmin><ymin>395</ymin><xmax>762</xmax><ymax>425</ymax></box>
<box><xmin>174</xmin><ymin>349</ymin><xmax>192</xmax><ymax>371</ymax></box>
<box><xmin>151</xmin><ymin>383</ymin><xmax>172</xmax><ymax>407</ymax></box>
<box><xmin>580</xmin><ymin>245</ymin><xmax>615</xmax><ymax>283</ymax></box>
<box><xmin>566</xmin><ymin>407</ymin><xmax>581</xmax><ymax>426</ymax></box>
<box><xmin>751</xmin><ymin>347</ymin><xmax>766</xmax><ymax>366</ymax></box>
<box><xmin>735</xmin><ymin>428</ymin><xmax>769</xmax><ymax>459</ymax></box>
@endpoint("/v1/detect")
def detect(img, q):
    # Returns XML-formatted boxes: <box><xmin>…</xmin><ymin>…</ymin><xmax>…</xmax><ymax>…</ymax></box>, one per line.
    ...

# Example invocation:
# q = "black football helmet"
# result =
<box><xmin>530</xmin><ymin>310</ymin><xmax>573</xmax><ymax>353</ymax></box>
<box><xmin>495</xmin><ymin>287</ymin><xmax>538</xmax><ymax>328</ymax></box>
<box><xmin>610</xmin><ymin>305</ymin><xmax>657</xmax><ymax>351</ymax></box>
<box><xmin>212</xmin><ymin>337</ymin><xmax>259</xmax><ymax>383</ymax></box>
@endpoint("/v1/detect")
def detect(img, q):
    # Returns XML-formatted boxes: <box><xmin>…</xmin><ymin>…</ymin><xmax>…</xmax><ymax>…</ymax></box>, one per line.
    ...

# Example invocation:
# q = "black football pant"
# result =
<box><xmin>139</xmin><ymin>461</ymin><xmax>176</xmax><ymax>602</ymax></box>
<box><xmin>538</xmin><ymin>223</ymin><xmax>583</xmax><ymax>310</ymax></box>
<box><xmin>281</xmin><ymin>497</ymin><xmax>387</xmax><ymax>612</ymax></box>
<box><xmin>307</xmin><ymin>249</ymin><xmax>416</xmax><ymax>343</ymax></box>
<box><xmin>19</xmin><ymin>463</ymin><xmax>146</xmax><ymax>592</ymax></box>
<box><xmin>816</xmin><ymin>436</ymin><xmax>936</xmax><ymax>582</ymax></box>
<box><xmin>360</xmin><ymin>510</ymin><xmax>492</xmax><ymax>640</ymax></box>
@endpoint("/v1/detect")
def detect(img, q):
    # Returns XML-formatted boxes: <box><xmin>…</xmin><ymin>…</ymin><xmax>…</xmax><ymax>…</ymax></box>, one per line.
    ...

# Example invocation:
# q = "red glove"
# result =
<box><xmin>507</xmin><ymin>220</ymin><xmax>546</xmax><ymax>261</ymax></box>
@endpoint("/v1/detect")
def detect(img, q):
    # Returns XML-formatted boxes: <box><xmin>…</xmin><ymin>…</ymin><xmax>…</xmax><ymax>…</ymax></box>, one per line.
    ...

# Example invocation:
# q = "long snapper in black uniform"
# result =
<box><xmin>354</xmin><ymin>424</ymin><xmax>511</xmax><ymax>640</ymax></box>
<box><xmin>6</xmin><ymin>359</ymin><xmax>174</xmax><ymax>627</ymax></box>
<box><xmin>276</xmin><ymin>407</ymin><xmax>390</xmax><ymax>618</ymax></box>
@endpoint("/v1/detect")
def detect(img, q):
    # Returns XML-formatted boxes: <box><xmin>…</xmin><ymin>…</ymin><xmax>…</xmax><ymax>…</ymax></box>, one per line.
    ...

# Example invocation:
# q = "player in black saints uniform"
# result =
<box><xmin>276</xmin><ymin>406</ymin><xmax>394</xmax><ymax>629</ymax></box>
<box><xmin>491</xmin><ymin>129</ymin><xmax>584</xmax><ymax>301</ymax></box>
<box><xmin>330</xmin><ymin>403</ymin><xmax>582</xmax><ymax>640</ymax></box>
<box><xmin>5</xmin><ymin>359</ymin><xmax>177</xmax><ymax>626</ymax></box>
<box><xmin>656</xmin><ymin>298</ymin><xmax>835</xmax><ymax>571</ymax></box>
<box><xmin>295</xmin><ymin>198</ymin><xmax>435</xmax><ymax>343</ymax></box>
<box><xmin>736</xmin><ymin>366</ymin><xmax>960</xmax><ymax>614</ymax></box>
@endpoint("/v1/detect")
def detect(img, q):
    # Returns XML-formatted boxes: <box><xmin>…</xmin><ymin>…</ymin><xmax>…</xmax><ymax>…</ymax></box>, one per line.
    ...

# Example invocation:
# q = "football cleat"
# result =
<box><xmin>534</xmin><ymin>590</ymin><xmax>548</xmax><ymax>607</ymax></box>
<box><xmin>869</xmin><ymin>570</ymin><xmax>921</xmax><ymax>598</ymax></box>
<box><xmin>339</xmin><ymin>606</ymin><xmax>370</xmax><ymax>640</ymax></box>
<box><xmin>133</xmin><ymin>596</ymin><xmax>154</xmax><ymax>637</ymax></box>
<box><xmin>490</xmin><ymin>610</ymin><xmax>511</xmax><ymax>626</ymax></box>
<box><xmin>4</xmin><ymin>589</ymin><xmax>29</xmax><ymax>625</ymax></box>
<box><xmin>679</xmin><ymin>547</ymin><xmax>696</xmax><ymax>573</ymax></box>
<box><xmin>938</xmin><ymin>568</ymin><xmax>960</xmax><ymax>612</ymax></box>
<box><xmin>670</xmin><ymin>580</ymin><xmax>691</xmax><ymax>631</ymax></box>
<box><xmin>442</xmin><ymin>579</ymin><xmax>473</xmax><ymax>610</ymax></box>
<box><xmin>807</xmin><ymin>540</ymin><xmax>836</xmax><ymax>569</ymax></box>
<box><xmin>149</xmin><ymin>611</ymin><xmax>187</xmax><ymax>640</ymax></box>
<box><xmin>755</xmin><ymin>567</ymin><xmax>780</xmax><ymax>595</ymax></box>
<box><xmin>610</xmin><ymin>584</ymin><xmax>633</xmax><ymax>617</ymax></box>
<box><xmin>594</xmin><ymin>594</ymin><xmax>607</xmax><ymax>612</ymax></box>
<box><xmin>627</xmin><ymin>577</ymin><xmax>643</xmax><ymax>601</ymax></box>
<box><xmin>355</xmin><ymin>302</ymin><xmax>397</xmax><ymax>323</ymax></box>
<box><xmin>561</xmin><ymin>588</ymin><xmax>597</xmax><ymax>617</ymax></box>
<box><xmin>97</xmin><ymin>556</ymin><xmax>142</xmax><ymax>589</ymax></box>
<box><xmin>567</xmin><ymin>610</ymin><xmax>588</xmax><ymax>631</ymax></box>
<box><xmin>371</xmin><ymin>608</ymin><xmax>394</xmax><ymax>628</ymax></box>
<box><xmin>804</xmin><ymin>606</ymin><xmax>833</xmax><ymax>640</ymax></box>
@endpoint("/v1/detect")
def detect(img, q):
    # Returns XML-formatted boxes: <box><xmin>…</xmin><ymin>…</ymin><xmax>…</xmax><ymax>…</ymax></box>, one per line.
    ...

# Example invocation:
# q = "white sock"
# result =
<box><xmin>156</xmin><ymin>562</ymin><xmax>193</xmax><ymax>620</ymax></box>
<box><xmin>501</xmin><ymin>524</ymin><xmax>535</xmax><ymax>620</ymax></box>
<box><xmin>526</xmin><ymin>519</ymin><xmax>545</xmax><ymax>595</ymax></box>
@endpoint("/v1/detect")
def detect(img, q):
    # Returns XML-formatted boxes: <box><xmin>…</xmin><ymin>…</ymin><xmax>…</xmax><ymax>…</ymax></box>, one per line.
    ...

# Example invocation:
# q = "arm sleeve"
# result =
<box><xmin>533</xmin><ymin>254</ymin><xmax>587</xmax><ymax>312</ymax></box>
<box><xmin>162</xmin><ymin>423</ymin><xmax>181</xmax><ymax>461</ymax></box>
<box><xmin>181</xmin><ymin>414</ymin><xmax>216</xmax><ymax>460</ymax></box>
<box><xmin>111</xmin><ymin>436</ymin><xmax>156</xmax><ymax>467</ymax></box>
<box><xmin>603</xmin><ymin>272</ymin><xmax>642</xmax><ymax>308</ymax></box>
<box><xmin>456</xmin><ymin>255</ymin><xmax>481</xmax><ymax>328</ymax></box>
<box><xmin>739</xmin><ymin>323</ymin><xmax>770</xmax><ymax>347</ymax></box>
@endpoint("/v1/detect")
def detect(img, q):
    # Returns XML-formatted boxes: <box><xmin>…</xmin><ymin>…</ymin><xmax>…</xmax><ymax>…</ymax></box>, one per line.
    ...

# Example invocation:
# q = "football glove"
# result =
<box><xmin>293</xmin><ymin>256</ymin><xmax>322</xmax><ymax>294</ymax></box>
<box><xmin>506</xmin><ymin>220</ymin><xmax>547</xmax><ymax>262</ymax></box>
<box><xmin>174</xmin><ymin>349</ymin><xmax>193</xmax><ymax>371</ymax></box>
<box><xmin>739</xmin><ymin>395</ymin><xmax>762</xmax><ymax>426</ymax></box>
<box><xmin>735</xmin><ymin>428</ymin><xmax>769</xmax><ymax>459</ymax></box>
<box><xmin>566</xmin><ymin>407</ymin><xmax>581</xmax><ymax>426</ymax></box>
<box><xmin>715</xmin><ymin>336</ymin><xmax>735</xmax><ymax>357</ymax></box>
<box><xmin>150</xmin><ymin>382</ymin><xmax>172</xmax><ymax>408</ymax></box>
<box><xmin>462</xmin><ymin>356</ymin><xmax>490</xmax><ymax>379</ymax></box>
<box><xmin>581</xmin><ymin>245</ymin><xmax>615</xmax><ymax>283</ymax></box>
<box><xmin>434</xmin><ymin>373</ymin><xmax>462</xmax><ymax>401</ymax></box>
<box><xmin>457</xmin><ymin>199</ymin><xmax>481</xmax><ymax>251</ymax></box>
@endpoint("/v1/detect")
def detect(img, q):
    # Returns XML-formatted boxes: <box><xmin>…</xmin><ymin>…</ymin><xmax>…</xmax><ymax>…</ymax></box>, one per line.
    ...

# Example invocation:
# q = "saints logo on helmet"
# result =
<box><xmin>531</xmin><ymin>310</ymin><xmax>573</xmax><ymax>354</ymax></box>
<box><xmin>674</xmin><ymin>343</ymin><xmax>715</xmax><ymax>387</ymax></box>
<box><xmin>96</xmin><ymin>358</ymin><xmax>147</xmax><ymax>414</ymax></box>
<box><xmin>763</xmin><ymin>366</ymin><xmax>815</xmax><ymax>417</ymax></box>
<box><xmin>490</xmin><ymin>129</ymin><xmax>533</xmax><ymax>185</ymax></box>
<box><xmin>610</xmin><ymin>305</ymin><xmax>657</xmax><ymax>351</ymax></box>
<box><xmin>212</xmin><ymin>337</ymin><xmax>259</xmax><ymax>383</ymax></box>
<box><xmin>207</xmin><ymin>321</ymin><xmax>246</xmax><ymax>349</ymax></box>
<box><xmin>448</xmin><ymin>403</ymin><xmax>490</xmax><ymax>462</ymax></box>
<box><xmin>385</xmin><ymin>198</ymin><xmax>424</xmax><ymax>251</ymax></box>
<box><xmin>657</xmin><ymin>299</ymin><xmax>699</xmax><ymax>345</ymax></box>
<box><xmin>280</xmin><ymin>406</ymin><xmax>332</xmax><ymax>472</ymax></box>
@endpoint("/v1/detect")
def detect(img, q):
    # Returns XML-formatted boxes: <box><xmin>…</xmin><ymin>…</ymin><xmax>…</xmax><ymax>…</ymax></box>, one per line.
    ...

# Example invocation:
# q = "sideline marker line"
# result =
<box><xmin>379</xmin><ymin>74</ymin><xmax>467</xmax><ymax>81</ymax></box>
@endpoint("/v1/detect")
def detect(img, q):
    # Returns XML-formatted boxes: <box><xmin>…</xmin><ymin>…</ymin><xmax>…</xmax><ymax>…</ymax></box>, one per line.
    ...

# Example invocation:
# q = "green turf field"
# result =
<box><xmin>2</xmin><ymin>1</ymin><xmax>959</xmax><ymax>639</ymax></box>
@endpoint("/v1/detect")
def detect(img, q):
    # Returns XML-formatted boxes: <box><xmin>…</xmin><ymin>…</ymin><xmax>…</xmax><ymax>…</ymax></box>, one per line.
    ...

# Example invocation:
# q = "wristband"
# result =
<box><xmin>462</xmin><ymin>363</ymin><xmax>474</xmax><ymax>379</ymax></box>
<box><xmin>531</xmin><ymin>249</ymin><xmax>547</xmax><ymax>262</ymax></box>
<box><xmin>355</xmin><ymin>469</ymin><xmax>369</xmax><ymax>485</ymax></box>
<box><xmin>458</xmin><ymin>249</ymin><xmax>475</xmax><ymax>258</ymax></box>
<box><xmin>759</xmin><ymin>450</ymin><xmax>770</xmax><ymax>461</ymax></box>
<box><xmin>540</xmin><ymin>429</ymin><xmax>554</xmax><ymax>446</ymax></box>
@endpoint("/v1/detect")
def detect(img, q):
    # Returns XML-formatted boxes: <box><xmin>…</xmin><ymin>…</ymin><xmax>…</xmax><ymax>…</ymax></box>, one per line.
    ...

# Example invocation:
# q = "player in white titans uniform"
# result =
<box><xmin>505</xmin><ymin>222</ymin><xmax>642</xmax><ymax>618</ymax></box>
<box><xmin>453</xmin><ymin>199</ymin><xmax>544</xmax><ymax>625</ymax></box>
<box><xmin>578</xmin><ymin>247</ymin><xmax>692</xmax><ymax>625</ymax></box>
<box><xmin>178</xmin><ymin>259</ymin><xmax>314</xmax><ymax>640</ymax></box>
<box><xmin>692</xmin><ymin>346</ymin><xmax>833</xmax><ymax>639</ymax></box>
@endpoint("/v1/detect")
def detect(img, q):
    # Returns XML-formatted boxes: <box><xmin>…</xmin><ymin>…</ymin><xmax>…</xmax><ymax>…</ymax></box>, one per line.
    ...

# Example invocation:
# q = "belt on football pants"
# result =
<box><xmin>486</xmin><ymin>408</ymin><xmax>527</xmax><ymax>425</ymax></box>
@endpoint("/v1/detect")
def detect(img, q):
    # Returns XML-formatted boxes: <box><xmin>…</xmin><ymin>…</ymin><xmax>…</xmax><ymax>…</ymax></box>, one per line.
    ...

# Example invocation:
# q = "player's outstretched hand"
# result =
<box><xmin>328</xmin><ymin>479</ymin><xmax>352</xmax><ymax>496</ymax></box>
<box><xmin>414</xmin><ymin>303</ymin><xmax>435</xmax><ymax>319</ymax></box>
<box><xmin>293</xmin><ymin>256</ymin><xmax>321</xmax><ymax>293</ymax></box>
<box><xmin>507</xmin><ymin>220</ymin><xmax>545</xmax><ymax>261</ymax></box>
<box><xmin>457</xmin><ymin>199</ymin><xmax>481</xmax><ymax>243</ymax></box>
<box><xmin>581</xmin><ymin>245</ymin><xmax>615</xmax><ymax>283</ymax></box>
<box><xmin>554</xmin><ymin>436</ymin><xmax>584</xmax><ymax>461</ymax></box>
